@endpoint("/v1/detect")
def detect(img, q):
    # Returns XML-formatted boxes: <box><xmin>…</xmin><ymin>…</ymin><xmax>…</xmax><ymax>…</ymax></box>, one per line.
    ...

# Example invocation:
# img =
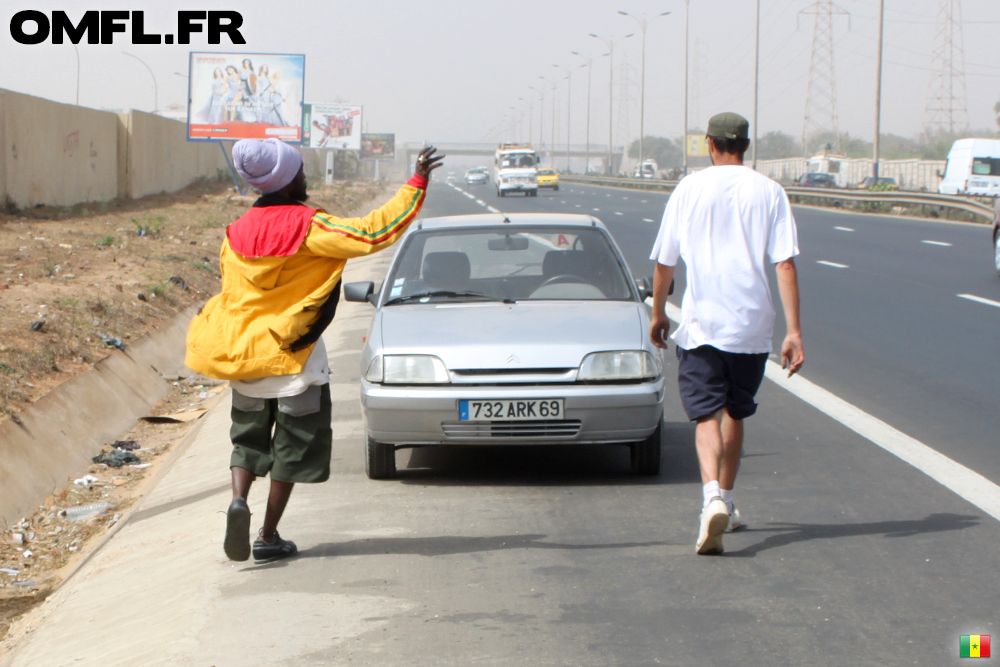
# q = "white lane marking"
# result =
<box><xmin>560</xmin><ymin>200</ymin><xmax>567</xmax><ymax>204</ymax></box>
<box><xmin>464</xmin><ymin>192</ymin><xmax>475</xmax><ymax>200</ymax></box>
<box><xmin>592</xmin><ymin>208</ymin><xmax>600</xmax><ymax>212</ymax></box>
<box><xmin>641</xmin><ymin>200</ymin><xmax>648</xmax><ymax>203</ymax></box>
<box><xmin>652</xmin><ymin>299</ymin><xmax>1000</xmax><ymax>523</ymax></box>
<box><xmin>486</xmin><ymin>206</ymin><xmax>501</xmax><ymax>214</ymax></box>
<box><xmin>834</xmin><ymin>226</ymin><xmax>855</xmax><ymax>232</ymax></box>
<box><xmin>817</xmin><ymin>260</ymin><xmax>849</xmax><ymax>269</ymax></box>
<box><xmin>958</xmin><ymin>293</ymin><xmax>1000</xmax><ymax>309</ymax></box>
<box><xmin>614</xmin><ymin>211</ymin><xmax>624</xmax><ymax>216</ymax></box>
<box><xmin>922</xmin><ymin>240</ymin><xmax>953</xmax><ymax>247</ymax></box>
<box><xmin>606</xmin><ymin>194</ymin><xmax>612</xmax><ymax>197</ymax></box>
<box><xmin>475</xmin><ymin>199</ymin><xmax>485</xmax><ymax>205</ymax></box>
<box><xmin>643</xmin><ymin>218</ymin><xmax>655</xmax><ymax>223</ymax></box>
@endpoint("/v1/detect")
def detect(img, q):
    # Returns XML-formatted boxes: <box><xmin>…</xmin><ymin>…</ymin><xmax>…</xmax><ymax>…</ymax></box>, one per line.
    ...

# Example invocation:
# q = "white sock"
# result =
<box><xmin>720</xmin><ymin>489</ymin><xmax>734</xmax><ymax>514</ymax></box>
<box><xmin>702</xmin><ymin>481</ymin><xmax>721</xmax><ymax>509</ymax></box>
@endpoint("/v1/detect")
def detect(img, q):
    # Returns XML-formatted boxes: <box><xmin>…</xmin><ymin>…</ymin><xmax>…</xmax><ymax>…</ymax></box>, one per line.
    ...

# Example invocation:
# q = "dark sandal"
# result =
<box><xmin>224</xmin><ymin>498</ymin><xmax>252</xmax><ymax>562</ymax></box>
<box><xmin>252</xmin><ymin>531</ymin><xmax>298</xmax><ymax>562</ymax></box>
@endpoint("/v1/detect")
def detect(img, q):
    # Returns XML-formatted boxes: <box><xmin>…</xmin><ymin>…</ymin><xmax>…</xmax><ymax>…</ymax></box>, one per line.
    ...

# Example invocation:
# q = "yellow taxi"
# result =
<box><xmin>536</xmin><ymin>168</ymin><xmax>560</xmax><ymax>190</ymax></box>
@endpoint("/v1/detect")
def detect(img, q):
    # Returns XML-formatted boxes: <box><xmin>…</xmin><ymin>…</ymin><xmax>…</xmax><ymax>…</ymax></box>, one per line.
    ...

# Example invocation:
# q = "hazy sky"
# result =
<box><xmin>2</xmin><ymin>0</ymin><xmax>998</xmax><ymax>149</ymax></box>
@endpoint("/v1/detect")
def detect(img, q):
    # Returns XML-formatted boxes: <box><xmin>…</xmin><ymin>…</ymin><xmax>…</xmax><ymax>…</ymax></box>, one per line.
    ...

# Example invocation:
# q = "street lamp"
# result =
<box><xmin>873</xmin><ymin>0</ymin><xmax>885</xmax><ymax>179</ymax></box>
<box><xmin>683</xmin><ymin>0</ymin><xmax>689</xmax><ymax>176</ymax></box>
<box><xmin>122</xmin><ymin>51</ymin><xmax>159</xmax><ymax>114</ymax></box>
<box><xmin>553</xmin><ymin>64</ymin><xmax>577</xmax><ymax>172</ymax></box>
<box><xmin>618</xmin><ymin>10</ymin><xmax>671</xmax><ymax>173</ymax></box>
<box><xmin>752</xmin><ymin>0</ymin><xmax>760</xmax><ymax>169</ymax></box>
<box><xmin>529</xmin><ymin>85</ymin><xmax>544</xmax><ymax>151</ymax></box>
<box><xmin>539</xmin><ymin>75</ymin><xmax>558</xmax><ymax>166</ymax></box>
<box><xmin>590</xmin><ymin>33</ymin><xmax>633</xmax><ymax>176</ymax></box>
<box><xmin>572</xmin><ymin>51</ymin><xmax>609</xmax><ymax>175</ymax></box>
<box><xmin>72</xmin><ymin>45</ymin><xmax>80</xmax><ymax>105</ymax></box>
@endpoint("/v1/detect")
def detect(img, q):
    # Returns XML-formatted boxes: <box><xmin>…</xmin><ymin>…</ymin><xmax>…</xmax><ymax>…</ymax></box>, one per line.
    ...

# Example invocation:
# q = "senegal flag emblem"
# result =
<box><xmin>960</xmin><ymin>635</ymin><xmax>990</xmax><ymax>658</ymax></box>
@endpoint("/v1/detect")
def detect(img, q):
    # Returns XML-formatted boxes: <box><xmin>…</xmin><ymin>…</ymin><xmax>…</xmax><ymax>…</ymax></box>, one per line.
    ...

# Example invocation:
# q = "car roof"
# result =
<box><xmin>417</xmin><ymin>213</ymin><xmax>607</xmax><ymax>231</ymax></box>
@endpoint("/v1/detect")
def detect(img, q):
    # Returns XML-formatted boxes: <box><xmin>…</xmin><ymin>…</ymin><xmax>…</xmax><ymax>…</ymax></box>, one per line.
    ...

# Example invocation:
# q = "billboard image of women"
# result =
<box><xmin>187</xmin><ymin>52</ymin><xmax>305</xmax><ymax>142</ymax></box>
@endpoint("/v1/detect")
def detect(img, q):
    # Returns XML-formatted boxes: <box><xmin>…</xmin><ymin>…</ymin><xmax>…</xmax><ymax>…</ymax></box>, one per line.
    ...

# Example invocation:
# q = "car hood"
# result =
<box><xmin>379</xmin><ymin>301</ymin><xmax>643</xmax><ymax>370</ymax></box>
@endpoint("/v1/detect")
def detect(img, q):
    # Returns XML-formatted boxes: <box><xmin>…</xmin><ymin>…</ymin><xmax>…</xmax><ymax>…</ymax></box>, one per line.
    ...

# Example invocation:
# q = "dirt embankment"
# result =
<box><xmin>0</xmin><ymin>178</ymin><xmax>385</xmax><ymax>423</ymax></box>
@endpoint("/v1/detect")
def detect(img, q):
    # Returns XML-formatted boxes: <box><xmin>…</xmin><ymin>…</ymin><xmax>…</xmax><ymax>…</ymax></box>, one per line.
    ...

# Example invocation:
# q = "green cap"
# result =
<box><xmin>706</xmin><ymin>112</ymin><xmax>749</xmax><ymax>139</ymax></box>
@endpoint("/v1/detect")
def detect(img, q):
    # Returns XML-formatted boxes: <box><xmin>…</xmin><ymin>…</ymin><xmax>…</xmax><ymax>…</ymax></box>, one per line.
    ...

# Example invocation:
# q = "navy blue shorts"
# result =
<box><xmin>676</xmin><ymin>345</ymin><xmax>768</xmax><ymax>421</ymax></box>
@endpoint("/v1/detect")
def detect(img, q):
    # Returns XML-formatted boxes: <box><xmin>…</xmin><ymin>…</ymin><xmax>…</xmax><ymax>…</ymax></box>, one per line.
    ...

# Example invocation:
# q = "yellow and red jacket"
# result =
<box><xmin>185</xmin><ymin>175</ymin><xmax>427</xmax><ymax>380</ymax></box>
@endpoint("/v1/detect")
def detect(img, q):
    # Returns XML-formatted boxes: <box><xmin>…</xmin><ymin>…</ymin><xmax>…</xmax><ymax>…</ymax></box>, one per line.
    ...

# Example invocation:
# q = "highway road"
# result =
<box><xmin>290</xmin><ymin>174</ymin><xmax>1000</xmax><ymax>665</ymax></box>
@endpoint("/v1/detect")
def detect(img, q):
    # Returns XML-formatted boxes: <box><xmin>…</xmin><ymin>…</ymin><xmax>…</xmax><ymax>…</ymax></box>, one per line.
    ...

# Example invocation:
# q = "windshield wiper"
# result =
<box><xmin>384</xmin><ymin>290</ymin><xmax>514</xmax><ymax>306</ymax></box>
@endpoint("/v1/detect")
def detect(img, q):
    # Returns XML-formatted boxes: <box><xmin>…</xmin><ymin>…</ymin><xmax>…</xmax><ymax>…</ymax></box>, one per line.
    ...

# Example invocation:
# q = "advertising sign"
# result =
<box><xmin>187</xmin><ymin>52</ymin><xmax>305</xmax><ymax>143</ymax></box>
<box><xmin>303</xmin><ymin>104</ymin><xmax>363</xmax><ymax>150</ymax></box>
<box><xmin>686</xmin><ymin>134</ymin><xmax>710</xmax><ymax>157</ymax></box>
<box><xmin>361</xmin><ymin>133</ymin><xmax>395</xmax><ymax>160</ymax></box>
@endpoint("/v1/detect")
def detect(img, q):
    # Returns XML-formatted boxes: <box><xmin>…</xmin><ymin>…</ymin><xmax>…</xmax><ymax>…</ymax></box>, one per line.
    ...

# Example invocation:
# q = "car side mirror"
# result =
<box><xmin>344</xmin><ymin>281</ymin><xmax>375</xmax><ymax>304</ymax></box>
<box><xmin>936</xmin><ymin>169</ymin><xmax>944</xmax><ymax>178</ymax></box>
<box><xmin>636</xmin><ymin>277</ymin><xmax>653</xmax><ymax>300</ymax></box>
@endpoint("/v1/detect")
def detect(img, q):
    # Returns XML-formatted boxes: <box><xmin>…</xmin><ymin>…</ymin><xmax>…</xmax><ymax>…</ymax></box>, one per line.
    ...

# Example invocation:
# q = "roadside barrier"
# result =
<box><xmin>561</xmin><ymin>174</ymin><xmax>996</xmax><ymax>223</ymax></box>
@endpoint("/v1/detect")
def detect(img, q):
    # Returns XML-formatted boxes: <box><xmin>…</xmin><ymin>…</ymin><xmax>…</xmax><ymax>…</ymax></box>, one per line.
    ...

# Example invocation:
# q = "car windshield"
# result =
<box><xmin>383</xmin><ymin>226</ymin><xmax>633</xmax><ymax>304</ymax></box>
<box><xmin>537</xmin><ymin>169</ymin><xmax>554</xmax><ymax>175</ymax></box>
<box><xmin>500</xmin><ymin>155</ymin><xmax>536</xmax><ymax>168</ymax></box>
<box><xmin>468</xmin><ymin>168</ymin><xmax>487</xmax><ymax>173</ymax></box>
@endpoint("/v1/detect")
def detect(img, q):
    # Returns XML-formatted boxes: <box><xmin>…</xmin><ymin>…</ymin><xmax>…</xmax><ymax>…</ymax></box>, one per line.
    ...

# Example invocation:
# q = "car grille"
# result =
<box><xmin>441</xmin><ymin>419</ymin><xmax>582</xmax><ymax>439</ymax></box>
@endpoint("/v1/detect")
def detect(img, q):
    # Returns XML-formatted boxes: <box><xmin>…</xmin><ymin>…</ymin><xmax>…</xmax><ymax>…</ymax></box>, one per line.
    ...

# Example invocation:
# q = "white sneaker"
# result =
<box><xmin>696</xmin><ymin>497</ymin><xmax>729</xmax><ymax>555</ymax></box>
<box><xmin>726</xmin><ymin>507</ymin><xmax>744</xmax><ymax>533</ymax></box>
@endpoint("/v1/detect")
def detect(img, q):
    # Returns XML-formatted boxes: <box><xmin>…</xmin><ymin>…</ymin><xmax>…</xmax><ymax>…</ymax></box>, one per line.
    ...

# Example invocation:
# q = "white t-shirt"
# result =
<box><xmin>229</xmin><ymin>337</ymin><xmax>330</xmax><ymax>399</ymax></box>
<box><xmin>650</xmin><ymin>165</ymin><xmax>799</xmax><ymax>354</ymax></box>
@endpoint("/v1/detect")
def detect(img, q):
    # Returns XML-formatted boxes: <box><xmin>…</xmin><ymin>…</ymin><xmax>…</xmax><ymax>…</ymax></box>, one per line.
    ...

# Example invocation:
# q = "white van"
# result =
<box><xmin>938</xmin><ymin>139</ymin><xmax>1000</xmax><ymax>196</ymax></box>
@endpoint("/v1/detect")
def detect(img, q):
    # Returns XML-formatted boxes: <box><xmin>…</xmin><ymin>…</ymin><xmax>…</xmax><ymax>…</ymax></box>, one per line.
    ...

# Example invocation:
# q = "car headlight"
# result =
<box><xmin>577</xmin><ymin>351</ymin><xmax>659</xmax><ymax>381</ymax></box>
<box><xmin>366</xmin><ymin>355</ymin><xmax>450</xmax><ymax>384</ymax></box>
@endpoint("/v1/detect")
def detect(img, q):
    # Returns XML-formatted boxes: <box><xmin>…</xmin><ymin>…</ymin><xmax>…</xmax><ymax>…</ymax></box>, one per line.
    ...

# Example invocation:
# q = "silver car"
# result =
<box><xmin>344</xmin><ymin>213</ymin><xmax>665</xmax><ymax>479</ymax></box>
<box><xmin>465</xmin><ymin>167</ymin><xmax>489</xmax><ymax>185</ymax></box>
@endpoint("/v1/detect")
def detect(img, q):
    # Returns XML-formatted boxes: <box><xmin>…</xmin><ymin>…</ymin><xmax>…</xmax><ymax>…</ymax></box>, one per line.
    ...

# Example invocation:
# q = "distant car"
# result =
<box><xmin>797</xmin><ymin>172</ymin><xmax>838</xmax><ymax>188</ymax></box>
<box><xmin>860</xmin><ymin>176</ymin><xmax>898</xmax><ymax>190</ymax></box>
<box><xmin>345</xmin><ymin>213</ymin><xmax>665</xmax><ymax>479</ymax></box>
<box><xmin>465</xmin><ymin>168</ymin><xmax>489</xmax><ymax>185</ymax></box>
<box><xmin>536</xmin><ymin>168</ymin><xmax>559</xmax><ymax>190</ymax></box>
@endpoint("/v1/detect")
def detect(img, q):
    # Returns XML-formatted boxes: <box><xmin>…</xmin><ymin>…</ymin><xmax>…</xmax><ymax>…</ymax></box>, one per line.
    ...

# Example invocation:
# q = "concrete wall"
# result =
<box><xmin>0</xmin><ymin>89</ymin><xmax>119</xmax><ymax>208</ymax></box>
<box><xmin>119</xmin><ymin>110</ymin><xmax>230</xmax><ymax>199</ymax></box>
<box><xmin>757</xmin><ymin>156</ymin><xmax>947</xmax><ymax>191</ymax></box>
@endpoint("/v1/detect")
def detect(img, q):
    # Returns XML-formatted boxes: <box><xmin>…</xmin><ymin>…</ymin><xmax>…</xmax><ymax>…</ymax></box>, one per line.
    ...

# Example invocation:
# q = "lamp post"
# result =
<box><xmin>590</xmin><ymin>33</ymin><xmax>632</xmax><ymax>175</ymax></box>
<box><xmin>873</xmin><ymin>0</ymin><xmax>885</xmax><ymax>179</ymax></box>
<box><xmin>529</xmin><ymin>85</ymin><xmax>544</xmax><ymax>152</ymax></box>
<box><xmin>539</xmin><ymin>75</ymin><xmax>558</xmax><ymax>166</ymax></box>
<box><xmin>572</xmin><ymin>51</ymin><xmax>605</xmax><ymax>175</ymax></box>
<box><xmin>72</xmin><ymin>45</ymin><xmax>80</xmax><ymax>105</ymax></box>
<box><xmin>683</xmin><ymin>0</ymin><xmax>689</xmax><ymax>176</ymax></box>
<box><xmin>553</xmin><ymin>64</ymin><xmax>575</xmax><ymax>172</ymax></box>
<box><xmin>123</xmin><ymin>51</ymin><xmax>159</xmax><ymax>114</ymax></box>
<box><xmin>617</xmin><ymin>11</ymin><xmax>671</xmax><ymax>173</ymax></box>
<box><xmin>752</xmin><ymin>0</ymin><xmax>760</xmax><ymax>169</ymax></box>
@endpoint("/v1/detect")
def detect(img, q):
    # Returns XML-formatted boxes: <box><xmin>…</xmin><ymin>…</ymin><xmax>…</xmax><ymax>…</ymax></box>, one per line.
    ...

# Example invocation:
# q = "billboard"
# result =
<box><xmin>686</xmin><ymin>134</ymin><xmax>710</xmax><ymax>157</ymax></box>
<box><xmin>303</xmin><ymin>104</ymin><xmax>363</xmax><ymax>150</ymax></box>
<box><xmin>361</xmin><ymin>133</ymin><xmax>395</xmax><ymax>160</ymax></box>
<box><xmin>187</xmin><ymin>52</ymin><xmax>305</xmax><ymax>143</ymax></box>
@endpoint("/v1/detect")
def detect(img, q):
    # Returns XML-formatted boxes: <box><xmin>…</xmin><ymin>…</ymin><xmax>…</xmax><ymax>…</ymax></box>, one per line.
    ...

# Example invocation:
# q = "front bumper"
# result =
<box><xmin>361</xmin><ymin>379</ymin><xmax>665</xmax><ymax>445</ymax></box>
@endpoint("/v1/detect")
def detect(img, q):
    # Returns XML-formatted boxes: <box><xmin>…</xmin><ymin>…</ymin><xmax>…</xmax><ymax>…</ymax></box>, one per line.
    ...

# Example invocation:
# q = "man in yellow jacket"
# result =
<box><xmin>186</xmin><ymin>139</ymin><xmax>442</xmax><ymax>562</ymax></box>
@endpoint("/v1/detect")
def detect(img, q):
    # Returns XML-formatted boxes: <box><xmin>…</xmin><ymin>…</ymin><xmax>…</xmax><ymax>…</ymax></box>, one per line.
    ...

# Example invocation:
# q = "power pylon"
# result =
<box><xmin>924</xmin><ymin>0</ymin><xmax>968</xmax><ymax>135</ymax></box>
<box><xmin>800</xmin><ymin>1</ymin><xmax>849</xmax><ymax>155</ymax></box>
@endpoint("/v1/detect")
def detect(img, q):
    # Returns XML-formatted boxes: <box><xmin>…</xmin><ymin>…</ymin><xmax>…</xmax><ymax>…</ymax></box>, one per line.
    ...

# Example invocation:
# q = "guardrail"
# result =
<box><xmin>562</xmin><ymin>174</ymin><xmax>996</xmax><ymax>222</ymax></box>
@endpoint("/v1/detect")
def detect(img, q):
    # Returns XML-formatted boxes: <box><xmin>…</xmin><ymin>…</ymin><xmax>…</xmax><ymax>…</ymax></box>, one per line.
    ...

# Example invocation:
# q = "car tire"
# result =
<box><xmin>554</xmin><ymin>185</ymin><xmax>559</xmax><ymax>191</ymax></box>
<box><xmin>630</xmin><ymin>418</ymin><xmax>662</xmax><ymax>476</ymax></box>
<box><xmin>995</xmin><ymin>233</ymin><xmax>1000</xmax><ymax>277</ymax></box>
<box><xmin>366</xmin><ymin>436</ymin><xmax>396</xmax><ymax>479</ymax></box>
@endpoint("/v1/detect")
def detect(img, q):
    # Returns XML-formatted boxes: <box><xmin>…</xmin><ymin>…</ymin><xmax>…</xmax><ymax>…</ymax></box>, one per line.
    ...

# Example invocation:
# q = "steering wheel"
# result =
<box><xmin>537</xmin><ymin>274</ymin><xmax>591</xmax><ymax>289</ymax></box>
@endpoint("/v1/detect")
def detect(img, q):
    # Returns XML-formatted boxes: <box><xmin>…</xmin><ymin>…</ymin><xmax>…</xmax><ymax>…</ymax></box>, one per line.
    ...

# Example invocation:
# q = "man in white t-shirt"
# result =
<box><xmin>649</xmin><ymin>112</ymin><xmax>805</xmax><ymax>555</ymax></box>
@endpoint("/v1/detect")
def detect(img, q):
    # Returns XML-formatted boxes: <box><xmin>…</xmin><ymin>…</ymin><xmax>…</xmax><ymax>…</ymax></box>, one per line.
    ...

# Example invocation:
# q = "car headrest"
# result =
<box><xmin>422</xmin><ymin>251</ymin><xmax>471</xmax><ymax>288</ymax></box>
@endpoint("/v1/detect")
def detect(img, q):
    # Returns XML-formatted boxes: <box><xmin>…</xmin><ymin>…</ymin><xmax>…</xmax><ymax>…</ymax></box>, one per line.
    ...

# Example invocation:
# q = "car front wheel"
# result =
<box><xmin>630</xmin><ymin>418</ymin><xmax>662</xmax><ymax>476</ymax></box>
<box><xmin>366</xmin><ymin>436</ymin><xmax>396</xmax><ymax>479</ymax></box>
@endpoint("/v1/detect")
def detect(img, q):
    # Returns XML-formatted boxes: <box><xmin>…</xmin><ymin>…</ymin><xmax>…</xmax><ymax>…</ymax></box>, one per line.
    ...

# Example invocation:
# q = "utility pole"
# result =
<box><xmin>572</xmin><ymin>51</ymin><xmax>606</xmax><ymax>175</ymax></box>
<box><xmin>529</xmin><ymin>85</ymin><xmax>544</xmax><ymax>154</ymax></box>
<box><xmin>924</xmin><ymin>0</ymin><xmax>969</xmax><ymax>135</ymax></box>
<box><xmin>873</xmin><ymin>0</ymin><xmax>885</xmax><ymax>178</ymax></box>
<box><xmin>73</xmin><ymin>45</ymin><xmax>80</xmax><ymax>105</ymax></box>
<box><xmin>590</xmin><ymin>33</ymin><xmax>633</xmax><ymax>176</ymax></box>
<box><xmin>800</xmin><ymin>1</ymin><xmax>849</xmax><ymax>155</ymax></box>
<box><xmin>752</xmin><ymin>0</ymin><xmax>760</xmax><ymax>169</ymax></box>
<box><xmin>683</xmin><ymin>0</ymin><xmax>689</xmax><ymax>176</ymax></box>
<box><xmin>540</xmin><ymin>76</ymin><xmax>558</xmax><ymax>165</ymax></box>
<box><xmin>618</xmin><ymin>11</ymin><xmax>670</xmax><ymax>173</ymax></box>
<box><xmin>553</xmin><ymin>64</ymin><xmax>575</xmax><ymax>172</ymax></box>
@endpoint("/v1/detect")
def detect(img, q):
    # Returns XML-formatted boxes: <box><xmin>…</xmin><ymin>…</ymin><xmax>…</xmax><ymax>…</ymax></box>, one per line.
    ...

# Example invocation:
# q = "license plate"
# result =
<box><xmin>459</xmin><ymin>399</ymin><xmax>564</xmax><ymax>421</ymax></box>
